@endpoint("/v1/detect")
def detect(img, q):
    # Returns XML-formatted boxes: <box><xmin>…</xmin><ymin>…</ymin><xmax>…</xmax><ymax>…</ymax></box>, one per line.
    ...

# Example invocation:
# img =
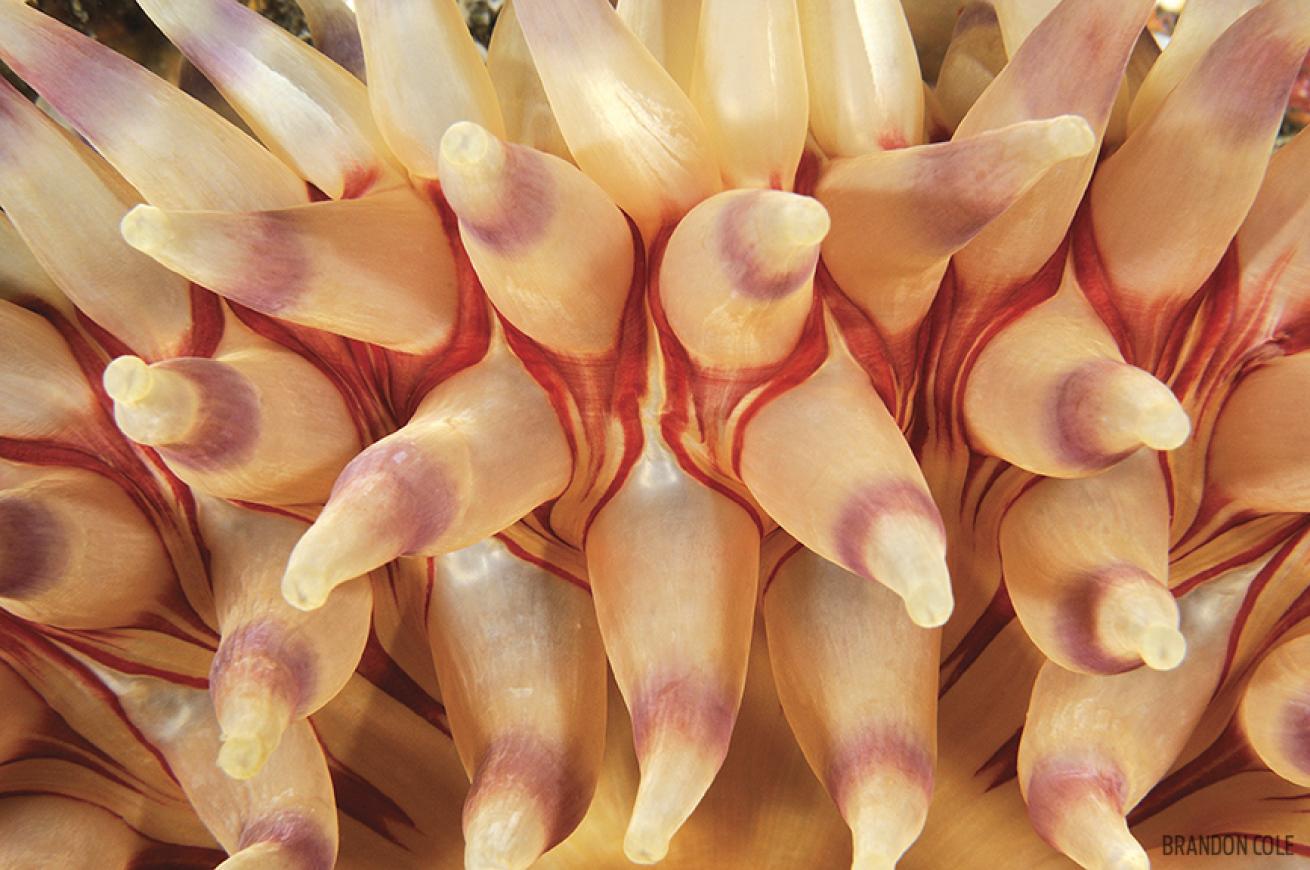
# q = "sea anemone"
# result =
<box><xmin>0</xmin><ymin>0</ymin><xmax>1308</xmax><ymax>867</ymax></box>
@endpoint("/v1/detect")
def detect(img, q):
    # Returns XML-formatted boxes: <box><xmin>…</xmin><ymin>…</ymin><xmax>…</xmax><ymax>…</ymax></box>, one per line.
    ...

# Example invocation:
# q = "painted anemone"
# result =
<box><xmin>0</xmin><ymin>0</ymin><xmax>1309</xmax><ymax>867</ymax></box>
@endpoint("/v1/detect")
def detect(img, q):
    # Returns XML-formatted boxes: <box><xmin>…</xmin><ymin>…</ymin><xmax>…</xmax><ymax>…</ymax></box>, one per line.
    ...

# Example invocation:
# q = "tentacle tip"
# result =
<box><xmin>624</xmin><ymin>762</ymin><xmax>691</xmax><ymax>863</ymax></box>
<box><xmin>102</xmin><ymin>355</ymin><xmax>152</xmax><ymax>405</ymax></box>
<box><xmin>906</xmin><ymin>597</ymin><xmax>952</xmax><ymax>629</ymax></box>
<box><xmin>1113</xmin><ymin>368</ymin><xmax>1191</xmax><ymax>451</ymax></box>
<box><xmin>280</xmin><ymin>565</ymin><xmax>332</xmax><ymax>612</ymax></box>
<box><xmin>623</xmin><ymin>823</ymin><xmax>672</xmax><ymax>866</ymax></box>
<box><xmin>216</xmin><ymin>734</ymin><xmax>270</xmax><ymax>781</ymax></box>
<box><xmin>777</xmin><ymin>194</ymin><xmax>832</xmax><ymax>249</ymax></box>
<box><xmin>215</xmin><ymin>842</ymin><xmax>291</xmax><ymax>870</ymax></box>
<box><xmin>1137</xmin><ymin>401</ymin><xmax>1191</xmax><ymax>452</ymax></box>
<box><xmin>902</xmin><ymin>577</ymin><xmax>954</xmax><ymax>629</ymax></box>
<box><xmin>1044</xmin><ymin>114</ymin><xmax>1097</xmax><ymax>162</ymax></box>
<box><xmin>119</xmin><ymin>204</ymin><xmax>171</xmax><ymax>255</ymax></box>
<box><xmin>441</xmin><ymin>120</ymin><xmax>500</xmax><ymax>172</ymax></box>
<box><xmin>464</xmin><ymin>860</ymin><xmax>513</xmax><ymax>870</ymax></box>
<box><xmin>1106</xmin><ymin>845</ymin><xmax>1150</xmax><ymax>870</ymax></box>
<box><xmin>215</xmin><ymin>850</ymin><xmax>261</xmax><ymax>870</ymax></box>
<box><xmin>462</xmin><ymin>793</ymin><xmax>547</xmax><ymax>870</ymax></box>
<box><xmin>1139</xmin><ymin>624</ymin><xmax>1187</xmax><ymax>671</ymax></box>
<box><xmin>463</xmin><ymin>846</ymin><xmax>523</xmax><ymax>870</ymax></box>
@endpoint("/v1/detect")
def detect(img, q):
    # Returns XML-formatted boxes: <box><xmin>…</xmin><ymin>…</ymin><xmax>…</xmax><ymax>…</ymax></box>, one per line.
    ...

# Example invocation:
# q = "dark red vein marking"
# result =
<box><xmin>355</xmin><ymin>629</ymin><xmax>449</xmax><ymax>737</ymax></box>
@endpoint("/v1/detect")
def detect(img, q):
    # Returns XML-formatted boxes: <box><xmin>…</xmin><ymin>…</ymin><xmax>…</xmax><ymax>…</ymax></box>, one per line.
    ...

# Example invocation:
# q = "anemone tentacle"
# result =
<box><xmin>1</xmin><ymin>1</ymin><xmax>1309</xmax><ymax>868</ymax></box>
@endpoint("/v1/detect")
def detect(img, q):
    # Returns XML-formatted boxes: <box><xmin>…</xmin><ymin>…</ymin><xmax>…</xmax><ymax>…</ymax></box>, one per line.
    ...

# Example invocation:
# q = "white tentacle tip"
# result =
<box><xmin>1138</xmin><ymin>624</ymin><xmax>1187</xmax><ymax>671</ymax></box>
<box><xmin>120</xmin><ymin>204</ymin><xmax>173</xmax><ymax>255</ymax></box>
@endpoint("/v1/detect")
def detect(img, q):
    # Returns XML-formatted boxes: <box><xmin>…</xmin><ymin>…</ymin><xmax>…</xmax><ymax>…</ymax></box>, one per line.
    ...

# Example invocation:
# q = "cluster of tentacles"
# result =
<box><xmin>1</xmin><ymin>0</ymin><xmax>1309</xmax><ymax>868</ymax></box>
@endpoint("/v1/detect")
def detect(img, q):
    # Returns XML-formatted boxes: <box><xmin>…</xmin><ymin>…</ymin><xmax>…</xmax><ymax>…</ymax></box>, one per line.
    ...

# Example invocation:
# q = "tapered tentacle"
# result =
<box><xmin>0</xmin><ymin>462</ymin><xmax>174</xmax><ymax>630</ymax></box>
<box><xmin>354</xmin><ymin>0</ymin><xmax>505</xmax><ymax>181</ymax></box>
<box><xmin>764</xmin><ymin>542</ymin><xmax>939</xmax><ymax>869</ymax></box>
<box><xmin>1240</xmin><ymin>630</ymin><xmax>1310</xmax><ymax>788</ymax></box>
<box><xmin>282</xmin><ymin>339</ymin><xmax>572</xmax><ymax>611</ymax></box>
<box><xmin>740</xmin><ymin>327</ymin><xmax>953</xmax><ymax>628</ymax></box>
<box><xmin>586</xmin><ymin>433</ymin><xmax>759</xmax><ymax>864</ymax></box>
<box><xmin>969</xmin><ymin>0</ymin><xmax>1158</xmax><ymax>159</ymax></box>
<box><xmin>121</xmin><ymin>189</ymin><xmax>459</xmax><ymax>354</ymax></box>
<box><xmin>796</xmin><ymin>0</ymin><xmax>925</xmax><ymax>157</ymax></box>
<box><xmin>513</xmin><ymin>0</ymin><xmax>719</xmax><ymax>237</ymax></box>
<box><xmin>1127</xmin><ymin>0</ymin><xmax>1263</xmax><ymax>134</ymax></box>
<box><xmin>987</xmin><ymin>0</ymin><xmax>1060</xmax><ymax>53</ymax></box>
<box><xmin>0</xmin><ymin>216</ymin><xmax>72</xmax><ymax>315</ymax></box>
<box><xmin>963</xmin><ymin>268</ymin><xmax>1190</xmax><ymax>478</ymax></box>
<box><xmin>932</xmin><ymin>2</ymin><xmax>1007</xmax><ymax>132</ymax></box>
<box><xmin>616</xmin><ymin>0</ymin><xmax>703</xmax><ymax>91</ymax></box>
<box><xmin>438</xmin><ymin>122</ymin><xmax>633</xmax><ymax>357</ymax></box>
<box><xmin>0</xmin><ymin>666</ymin><xmax>202</xmax><ymax>863</ymax></box>
<box><xmin>0</xmin><ymin>80</ymin><xmax>192</xmax><ymax>360</ymax></box>
<box><xmin>0</xmin><ymin>635</ymin><xmax>216</xmax><ymax>848</ymax></box>
<box><xmin>659</xmin><ymin>189</ymin><xmax>828</xmax><ymax>369</ymax></box>
<box><xmin>0</xmin><ymin>302</ymin><xmax>96</xmax><ymax>440</ymax></box>
<box><xmin>816</xmin><ymin>115</ymin><xmax>1094</xmax><ymax>337</ymax></box>
<box><xmin>1000</xmin><ymin>451</ymin><xmax>1184</xmax><ymax>675</ymax></box>
<box><xmin>1090</xmin><ymin>0</ymin><xmax>1310</xmax><ymax>355</ymax></box>
<box><xmin>137</xmin><ymin>0</ymin><xmax>406</xmax><ymax>200</ymax></box>
<box><xmin>1017</xmin><ymin>570</ymin><xmax>1253</xmax><ymax>869</ymax></box>
<box><xmin>486</xmin><ymin>2</ymin><xmax>572</xmax><ymax>162</ymax></box>
<box><xmin>952</xmin><ymin>0</ymin><xmax>1154</xmax><ymax>293</ymax></box>
<box><xmin>897</xmin><ymin>0</ymin><xmax>967</xmax><ymax>80</ymax></box>
<box><xmin>103</xmin><ymin>347</ymin><xmax>360</xmax><ymax>505</ymax></box>
<box><xmin>199</xmin><ymin>498</ymin><xmax>372</xmax><ymax>780</ymax></box>
<box><xmin>1208</xmin><ymin>352</ymin><xmax>1310</xmax><ymax>515</ymax></box>
<box><xmin>0</xmin><ymin>795</ymin><xmax>151</xmax><ymax>869</ymax></box>
<box><xmin>0</xmin><ymin>0</ymin><xmax>306</xmax><ymax>212</ymax></box>
<box><xmin>109</xmin><ymin>675</ymin><xmax>338</xmax><ymax>870</ymax></box>
<box><xmin>297</xmin><ymin>0</ymin><xmax>365</xmax><ymax>81</ymax></box>
<box><xmin>1101</xmin><ymin>30</ymin><xmax>1159</xmax><ymax>152</ymax></box>
<box><xmin>176</xmin><ymin>55</ymin><xmax>253</xmax><ymax>135</ymax></box>
<box><xmin>1237</xmin><ymin>127</ymin><xmax>1310</xmax><ymax>322</ymax></box>
<box><xmin>430</xmin><ymin>538</ymin><xmax>607</xmax><ymax>870</ymax></box>
<box><xmin>690</xmin><ymin>0</ymin><xmax>808</xmax><ymax>190</ymax></box>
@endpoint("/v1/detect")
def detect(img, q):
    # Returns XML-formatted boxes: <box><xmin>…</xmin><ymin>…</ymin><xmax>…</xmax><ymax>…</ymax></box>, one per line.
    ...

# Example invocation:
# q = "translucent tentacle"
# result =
<box><xmin>354</xmin><ymin>0</ymin><xmax>505</xmax><ymax>181</ymax></box>
<box><xmin>104</xmin><ymin>347</ymin><xmax>360</xmax><ymax>505</ymax></box>
<box><xmin>282</xmin><ymin>340</ymin><xmax>572</xmax><ymax>610</ymax></box>
<box><xmin>586</xmin><ymin>433</ymin><xmax>759</xmax><ymax>863</ymax></box>
<box><xmin>200</xmin><ymin>497</ymin><xmax>372</xmax><ymax>780</ymax></box>
<box><xmin>137</xmin><ymin>0</ymin><xmax>405</xmax><ymax>199</ymax></box>
<box><xmin>660</xmin><ymin>189</ymin><xmax>827</xmax><ymax>369</ymax></box>
<box><xmin>0</xmin><ymin>79</ymin><xmax>193</xmax><ymax>359</ymax></box>
<box><xmin>0</xmin><ymin>0</ymin><xmax>307</xmax><ymax>211</ymax></box>
<box><xmin>0</xmin><ymin>461</ymin><xmax>174</xmax><ymax>630</ymax></box>
<box><xmin>438</xmin><ymin>122</ymin><xmax>633</xmax><ymax>357</ymax></box>
<box><xmin>740</xmin><ymin>328</ymin><xmax>953</xmax><ymax>628</ymax></box>
<box><xmin>765</xmin><ymin>541</ymin><xmax>939</xmax><ymax>869</ymax></box>
<box><xmin>514</xmin><ymin>0</ymin><xmax>719</xmax><ymax>238</ymax></box>
<box><xmin>121</xmin><ymin>189</ymin><xmax>460</xmax><ymax>354</ymax></box>
<box><xmin>431</xmin><ymin>538</ymin><xmax>607</xmax><ymax>870</ymax></box>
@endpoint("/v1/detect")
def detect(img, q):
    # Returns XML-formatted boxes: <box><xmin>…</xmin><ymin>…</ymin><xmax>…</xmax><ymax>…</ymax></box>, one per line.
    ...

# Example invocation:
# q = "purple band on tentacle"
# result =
<box><xmin>0</xmin><ymin>497</ymin><xmax>63</xmax><ymax>598</ymax></box>
<box><xmin>156</xmin><ymin>358</ymin><xmax>261</xmax><ymax>472</ymax></box>
<box><xmin>463</xmin><ymin>733</ymin><xmax>594</xmax><ymax>849</ymax></box>
<box><xmin>717</xmin><ymin>194</ymin><xmax>820</xmax><ymax>301</ymax></box>
<box><xmin>236</xmin><ymin>810</ymin><xmax>335</xmax><ymax>870</ymax></box>
<box><xmin>834</xmin><ymin>481</ymin><xmax>946</xmax><ymax>583</ymax></box>
<box><xmin>461</xmin><ymin>146</ymin><xmax>556</xmax><ymax>253</ymax></box>
<box><xmin>826</xmin><ymin>725</ymin><xmax>934</xmax><ymax>813</ymax></box>
<box><xmin>330</xmin><ymin>439</ymin><xmax>458</xmax><ymax>553</ymax></box>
